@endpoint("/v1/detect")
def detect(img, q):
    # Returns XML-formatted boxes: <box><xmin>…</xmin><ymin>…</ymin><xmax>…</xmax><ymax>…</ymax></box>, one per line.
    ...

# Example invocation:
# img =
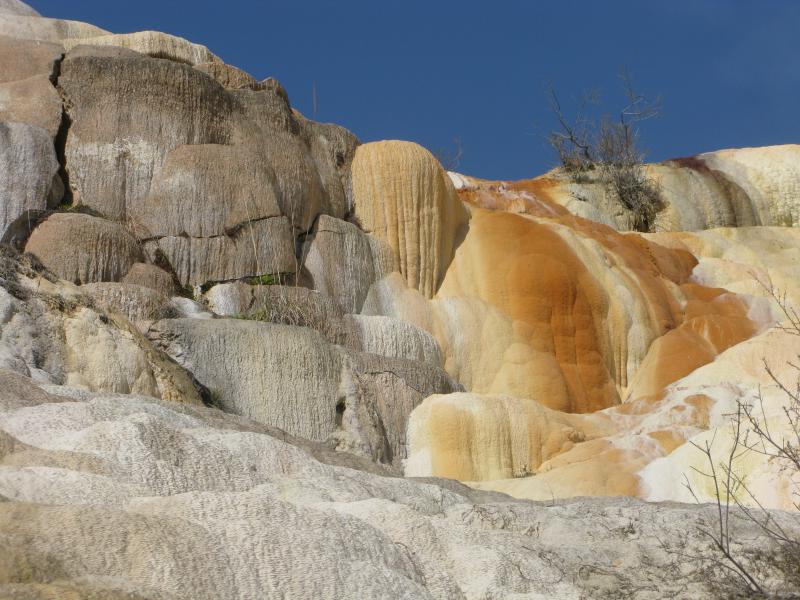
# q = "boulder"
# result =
<box><xmin>345</xmin><ymin>314</ymin><xmax>442</xmax><ymax>366</ymax></box>
<box><xmin>121</xmin><ymin>262</ymin><xmax>176</xmax><ymax>296</ymax></box>
<box><xmin>339</xmin><ymin>350</ymin><xmax>460</xmax><ymax>464</ymax></box>
<box><xmin>0</xmin><ymin>122</ymin><xmax>63</xmax><ymax>245</ymax></box>
<box><xmin>56</xmin><ymin>47</ymin><xmax>360</xmax><ymax>291</ymax></box>
<box><xmin>58</xmin><ymin>47</ymin><xmax>234</xmax><ymax>220</ymax></box>
<box><xmin>148</xmin><ymin>318</ymin><xmax>343</xmax><ymax>442</ymax></box>
<box><xmin>25</xmin><ymin>213</ymin><xmax>144</xmax><ymax>284</ymax></box>
<box><xmin>0</xmin><ymin>35</ymin><xmax>64</xmax><ymax>137</ymax></box>
<box><xmin>298</xmin><ymin>117</ymin><xmax>361</xmax><ymax>226</ymax></box>
<box><xmin>351</xmin><ymin>140</ymin><xmax>469</xmax><ymax>297</ymax></box>
<box><xmin>134</xmin><ymin>144</ymin><xmax>282</xmax><ymax>238</ymax></box>
<box><xmin>148</xmin><ymin>317</ymin><xmax>459</xmax><ymax>463</ymax></box>
<box><xmin>229</xmin><ymin>87</ymin><xmax>358</xmax><ymax>232</ymax></box>
<box><xmin>203</xmin><ymin>280</ymin><xmax>254</xmax><ymax>316</ymax></box>
<box><xmin>62</xmin><ymin>306</ymin><xmax>160</xmax><ymax>396</ymax></box>
<box><xmin>80</xmin><ymin>282</ymin><xmax>173</xmax><ymax>325</ymax></box>
<box><xmin>58</xmin><ymin>46</ymin><xmax>359</xmax><ymax>234</ymax></box>
<box><xmin>143</xmin><ymin>216</ymin><xmax>295</xmax><ymax>287</ymax></box>
<box><xmin>302</xmin><ymin>215</ymin><xmax>394</xmax><ymax>313</ymax></box>
<box><xmin>205</xmin><ymin>282</ymin><xmax>359</xmax><ymax>348</ymax></box>
<box><xmin>0</xmin><ymin>256</ymin><xmax>201</xmax><ymax>404</ymax></box>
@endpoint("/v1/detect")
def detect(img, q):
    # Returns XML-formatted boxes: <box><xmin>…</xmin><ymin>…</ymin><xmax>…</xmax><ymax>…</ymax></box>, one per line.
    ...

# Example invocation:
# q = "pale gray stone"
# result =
<box><xmin>0</xmin><ymin>122</ymin><xmax>62</xmax><ymax>245</ymax></box>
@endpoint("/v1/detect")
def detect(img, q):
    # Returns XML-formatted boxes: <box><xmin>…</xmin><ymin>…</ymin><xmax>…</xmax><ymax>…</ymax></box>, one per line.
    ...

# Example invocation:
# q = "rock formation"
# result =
<box><xmin>1</xmin><ymin>1</ymin><xmax>799</xmax><ymax>598</ymax></box>
<box><xmin>351</xmin><ymin>141</ymin><xmax>469</xmax><ymax>298</ymax></box>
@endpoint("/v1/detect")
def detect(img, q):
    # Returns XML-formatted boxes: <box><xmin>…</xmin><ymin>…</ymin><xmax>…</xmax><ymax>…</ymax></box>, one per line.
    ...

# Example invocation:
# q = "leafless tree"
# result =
<box><xmin>547</xmin><ymin>69</ymin><xmax>662</xmax><ymax>231</ymax></box>
<box><xmin>684</xmin><ymin>279</ymin><xmax>800</xmax><ymax>597</ymax></box>
<box><xmin>547</xmin><ymin>86</ymin><xmax>599</xmax><ymax>175</ymax></box>
<box><xmin>434</xmin><ymin>137</ymin><xmax>464</xmax><ymax>172</ymax></box>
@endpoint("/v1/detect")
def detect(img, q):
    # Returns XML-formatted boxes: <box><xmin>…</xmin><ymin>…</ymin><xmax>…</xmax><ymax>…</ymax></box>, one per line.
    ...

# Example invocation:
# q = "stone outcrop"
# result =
<box><xmin>303</xmin><ymin>215</ymin><xmax>395</xmax><ymax>313</ymax></box>
<box><xmin>59</xmin><ymin>47</ymin><xmax>235</xmax><ymax>221</ymax></box>
<box><xmin>0</xmin><ymin>122</ymin><xmax>63</xmax><ymax>244</ymax></box>
<box><xmin>148</xmin><ymin>317</ymin><xmax>459</xmax><ymax>464</ymax></box>
<box><xmin>464</xmin><ymin>144</ymin><xmax>800</xmax><ymax>233</ymax></box>
<box><xmin>143</xmin><ymin>217</ymin><xmax>295</xmax><ymax>287</ymax></box>
<box><xmin>0</xmin><ymin>12</ymin><xmax>107</xmax><ymax>42</ymax></box>
<box><xmin>25</xmin><ymin>213</ymin><xmax>144</xmax><ymax>284</ymax></box>
<box><xmin>133</xmin><ymin>143</ymin><xmax>296</xmax><ymax>285</ymax></box>
<box><xmin>59</xmin><ymin>45</ymin><xmax>358</xmax><ymax>232</ymax></box>
<box><xmin>0</xmin><ymin>372</ymin><xmax>795</xmax><ymax>599</ymax></box>
<box><xmin>149</xmin><ymin>317</ymin><xmax>343</xmax><ymax>442</ymax></box>
<box><xmin>81</xmin><ymin>282</ymin><xmax>173</xmax><ymax>326</ymax></box>
<box><xmin>134</xmin><ymin>143</ymin><xmax>283</xmax><ymax>238</ymax></box>
<box><xmin>351</xmin><ymin>141</ymin><xmax>469</xmax><ymax>298</ymax></box>
<box><xmin>0</xmin><ymin>251</ymin><xmax>201</xmax><ymax>404</ymax></box>
<box><xmin>194</xmin><ymin>61</ymin><xmax>263</xmax><ymax>90</ymax></box>
<box><xmin>0</xmin><ymin>35</ymin><xmax>64</xmax><ymax>137</ymax></box>
<box><xmin>52</xmin><ymin>43</ymin><xmax>359</xmax><ymax>288</ymax></box>
<box><xmin>121</xmin><ymin>262</ymin><xmax>176</xmax><ymax>296</ymax></box>
<box><xmin>346</xmin><ymin>314</ymin><xmax>443</xmax><ymax>365</ymax></box>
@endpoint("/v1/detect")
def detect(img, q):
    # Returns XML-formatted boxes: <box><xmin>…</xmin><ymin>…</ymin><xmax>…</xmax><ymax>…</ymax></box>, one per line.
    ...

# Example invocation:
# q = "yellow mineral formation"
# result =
<box><xmin>402</xmin><ymin>157</ymin><xmax>800</xmax><ymax>511</ymax></box>
<box><xmin>431</xmin><ymin>208</ymin><xmax>692</xmax><ymax>413</ymax></box>
<box><xmin>351</xmin><ymin>140</ymin><xmax>469</xmax><ymax>298</ymax></box>
<box><xmin>405</xmin><ymin>392</ymin><xmax>614</xmax><ymax>482</ymax></box>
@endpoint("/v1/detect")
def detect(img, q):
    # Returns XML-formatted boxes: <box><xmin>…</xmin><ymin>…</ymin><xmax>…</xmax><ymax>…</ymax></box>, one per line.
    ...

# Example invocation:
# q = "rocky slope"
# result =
<box><xmin>1</xmin><ymin>1</ymin><xmax>799</xmax><ymax>598</ymax></box>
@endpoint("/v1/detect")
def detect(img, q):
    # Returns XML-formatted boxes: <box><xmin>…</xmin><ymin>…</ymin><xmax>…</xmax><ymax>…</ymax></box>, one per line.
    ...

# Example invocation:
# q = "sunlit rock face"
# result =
<box><xmin>354</xmin><ymin>152</ymin><xmax>800</xmax><ymax>510</ymax></box>
<box><xmin>351</xmin><ymin>140</ymin><xmax>469</xmax><ymax>298</ymax></box>
<box><xmin>3</xmin><ymin>1</ymin><xmax>800</xmax><ymax>596</ymax></box>
<box><xmin>405</xmin><ymin>179</ymin><xmax>798</xmax><ymax>509</ymax></box>
<box><xmin>431</xmin><ymin>208</ymin><xmax>690</xmax><ymax>413</ymax></box>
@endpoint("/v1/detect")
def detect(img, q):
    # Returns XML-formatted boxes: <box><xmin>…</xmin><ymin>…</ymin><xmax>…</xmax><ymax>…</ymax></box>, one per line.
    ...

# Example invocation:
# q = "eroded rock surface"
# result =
<box><xmin>148</xmin><ymin>317</ymin><xmax>459</xmax><ymax>465</ymax></box>
<box><xmin>1</xmin><ymin>372</ymin><xmax>795</xmax><ymax>599</ymax></box>
<box><xmin>25</xmin><ymin>213</ymin><xmax>144</xmax><ymax>284</ymax></box>
<box><xmin>0</xmin><ymin>122</ymin><xmax>62</xmax><ymax>244</ymax></box>
<box><xmin>351</xmin><ymin>141</ymin><xmax>469</xmax><ymax>298</ymax></box>
<box><xmin>3</xmin><ymin>2</ymin><xmax>800</xmax><ymax>598</ymax></box>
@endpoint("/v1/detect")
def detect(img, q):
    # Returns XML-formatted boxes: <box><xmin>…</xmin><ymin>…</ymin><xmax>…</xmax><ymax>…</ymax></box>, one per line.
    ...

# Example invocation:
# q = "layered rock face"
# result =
<box><xmin>2</xmin><ymin>2</ymin><xmax>800</xmax><ymax>598</ymax></box>
<box><xmin>2</xmin><ymin>31</ymin><xmax>360</xmax><ymax>288</ymax></box>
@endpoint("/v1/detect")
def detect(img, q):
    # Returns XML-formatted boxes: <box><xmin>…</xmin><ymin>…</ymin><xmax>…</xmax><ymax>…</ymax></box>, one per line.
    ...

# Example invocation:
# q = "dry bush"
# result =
<box><xmin>547</xmin><ymin>69</ymin><xmax>663</xmax><ymax>231</ymax></box>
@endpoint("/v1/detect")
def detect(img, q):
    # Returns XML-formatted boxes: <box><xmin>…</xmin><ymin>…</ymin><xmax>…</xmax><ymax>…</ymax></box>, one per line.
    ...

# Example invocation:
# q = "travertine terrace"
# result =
<box><xmin>1</xmin><ymin>1</ymin><xmax>798</xmax><ymax>597</ymax></box>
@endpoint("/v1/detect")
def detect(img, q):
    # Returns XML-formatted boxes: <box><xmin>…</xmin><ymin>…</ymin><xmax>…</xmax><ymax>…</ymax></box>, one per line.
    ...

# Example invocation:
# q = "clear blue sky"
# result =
<box><xmin>29</xmin><ymin>0</ymin><xmax>800</xmax><ymax>180</ymax></box>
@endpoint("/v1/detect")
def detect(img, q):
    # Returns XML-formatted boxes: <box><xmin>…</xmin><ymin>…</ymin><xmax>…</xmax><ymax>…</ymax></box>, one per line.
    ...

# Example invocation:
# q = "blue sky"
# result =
<box><xmin>30</xmin><ymin>1</ymin><xmax>800</xmax><ymax>180</ymax></box>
